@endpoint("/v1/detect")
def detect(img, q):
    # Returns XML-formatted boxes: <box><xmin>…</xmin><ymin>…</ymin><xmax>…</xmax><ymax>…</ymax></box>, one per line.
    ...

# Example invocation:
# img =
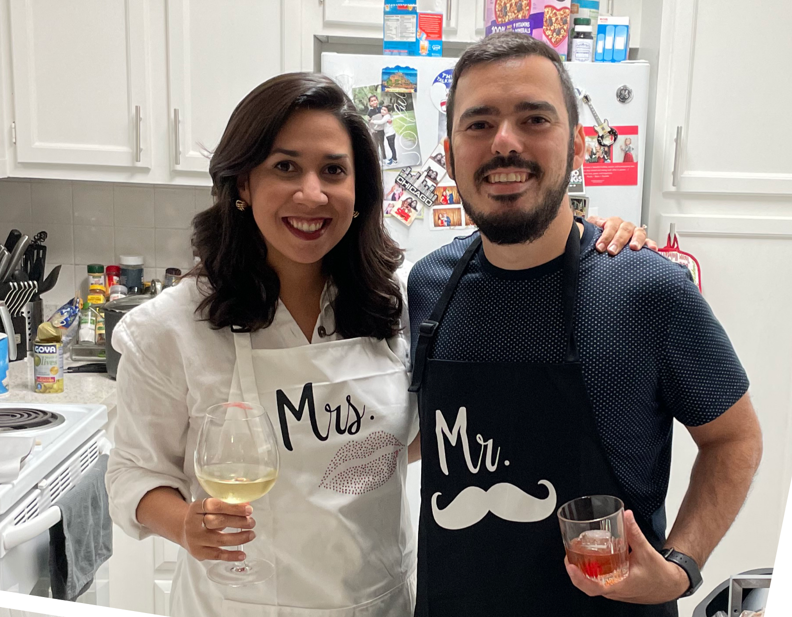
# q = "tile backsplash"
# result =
<box><xmin>0</xmin><ymin>178</ymin><xmax>213</xmax><ymax>311</ymax></box>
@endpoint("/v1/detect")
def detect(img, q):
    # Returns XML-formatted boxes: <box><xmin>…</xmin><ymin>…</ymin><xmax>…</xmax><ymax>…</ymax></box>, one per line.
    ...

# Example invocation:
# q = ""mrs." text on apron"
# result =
<box><xmin>276</xmin><ymin>383</ymin><xmax>367</xmax><ymax>451</ymax></box>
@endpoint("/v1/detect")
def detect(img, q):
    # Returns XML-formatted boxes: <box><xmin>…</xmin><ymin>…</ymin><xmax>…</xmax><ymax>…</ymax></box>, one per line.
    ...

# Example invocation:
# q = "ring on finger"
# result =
<box><xmin>640</xmin><ymin>224</ymin><xmax>648</xmax><ymax>232</ymax></box>
<box><xmin>201</xmin><ymin>497</ymin><xmax>209</xmax><ymax>514</ymax></box>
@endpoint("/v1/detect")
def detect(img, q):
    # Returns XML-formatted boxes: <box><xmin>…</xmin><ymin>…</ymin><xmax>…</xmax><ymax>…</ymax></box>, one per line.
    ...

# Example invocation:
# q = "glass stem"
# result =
<box><xmin>231</xmin><ymin>529</ymin><xmax>249</xmax><ymax>572</ymax></box>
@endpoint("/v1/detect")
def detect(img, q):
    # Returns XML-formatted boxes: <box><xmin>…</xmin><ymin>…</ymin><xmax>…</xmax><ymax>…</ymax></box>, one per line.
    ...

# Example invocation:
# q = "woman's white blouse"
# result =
<box><xmin>105</xmin><ymin>271</ymin><xmax>414</xmax><ymax>540</ymax></box>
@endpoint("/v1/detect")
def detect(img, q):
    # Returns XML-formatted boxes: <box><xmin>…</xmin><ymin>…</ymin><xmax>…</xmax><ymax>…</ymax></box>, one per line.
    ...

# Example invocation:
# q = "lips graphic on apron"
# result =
<box><xmin>320</xmin><ymin>430</ymin><xmax>405</xmax><ymax>494</ymax></box>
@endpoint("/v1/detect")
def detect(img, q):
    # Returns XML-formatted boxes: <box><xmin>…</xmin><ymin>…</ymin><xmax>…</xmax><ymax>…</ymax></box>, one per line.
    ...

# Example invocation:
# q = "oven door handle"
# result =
<box><xmin>1</xmin><ymin>437</ymin><xmax>112</xmax><ymax>553</ymax></box>
<box><xmin>2</xmin><ymin>506</ymin><xmax>61</xmax><ymax>552</ymax></box>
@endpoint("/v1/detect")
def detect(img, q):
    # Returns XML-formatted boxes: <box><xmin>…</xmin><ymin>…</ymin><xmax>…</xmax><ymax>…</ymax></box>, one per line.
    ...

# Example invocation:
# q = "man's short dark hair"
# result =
<box><xmin>446</xmin><ymin>32</ymin><xmax>579</xmax><ymax>141</ymax></box>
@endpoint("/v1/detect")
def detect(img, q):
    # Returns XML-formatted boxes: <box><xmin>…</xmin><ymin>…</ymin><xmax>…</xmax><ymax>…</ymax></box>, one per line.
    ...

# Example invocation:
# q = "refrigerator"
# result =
<box><xmin>321</xmin><ymin>52</ymin><xmax>651</xmax><ymax>532</ymax></box>
<box><xmin>321</xmin><ymin>52</ymin><xmax>650</xmax><ymax>262</ymax></box>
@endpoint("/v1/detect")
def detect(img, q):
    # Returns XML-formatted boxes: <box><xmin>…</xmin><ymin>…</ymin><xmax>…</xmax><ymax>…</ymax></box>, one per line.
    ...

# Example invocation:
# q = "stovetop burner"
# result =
<box><xmin>0</xmin><ymin>408</ymin><xmax>66</xmax><ymax>432</ymax></box>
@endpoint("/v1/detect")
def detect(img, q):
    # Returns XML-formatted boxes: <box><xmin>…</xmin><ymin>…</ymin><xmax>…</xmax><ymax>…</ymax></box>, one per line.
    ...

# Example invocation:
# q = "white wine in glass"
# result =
<box><xmin>195</xmin><ymin>402</ymin><xmax>280</xmax><ymax>586</ymax></box>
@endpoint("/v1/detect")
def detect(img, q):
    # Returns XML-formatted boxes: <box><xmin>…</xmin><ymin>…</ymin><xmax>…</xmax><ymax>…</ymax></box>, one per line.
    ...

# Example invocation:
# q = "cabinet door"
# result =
<box><xmin>322</xmin><ymin>0</ymin><xmax>386</xmax><ymax>27</ymax></box>
<box><xmin>9</xmin><ymin>0</ymin><xmax>152</xmax><ymax>168</ymax></box>
<box><xmin>661</xmin><ymin>0</ymin><xmax>792</xmax><ymax>195</ymax></box>
<box><xmin>167</xmin><ymin>0</ymin><xmax>291</xmax><ymax>173</ymax></box>
<box><xmin>153</xmin><ymin>537</ymin><xmax>180</xmax><ymax>616</ymax></box>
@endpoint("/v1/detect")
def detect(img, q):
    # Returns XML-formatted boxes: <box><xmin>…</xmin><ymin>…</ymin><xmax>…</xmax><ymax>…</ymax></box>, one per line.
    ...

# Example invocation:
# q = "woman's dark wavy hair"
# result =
<box><xmin>190</xmin><ymin>72</ymin><xmax>404</xmax><ymax>339</ymax></box>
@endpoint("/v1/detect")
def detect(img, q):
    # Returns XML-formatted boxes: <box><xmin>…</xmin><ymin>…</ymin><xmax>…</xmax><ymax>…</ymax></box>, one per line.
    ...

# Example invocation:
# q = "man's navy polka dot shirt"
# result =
<box><xmin>408</xmin><ymin>218</ymin><xmax>749</xmax><ymax>535</ymax></box>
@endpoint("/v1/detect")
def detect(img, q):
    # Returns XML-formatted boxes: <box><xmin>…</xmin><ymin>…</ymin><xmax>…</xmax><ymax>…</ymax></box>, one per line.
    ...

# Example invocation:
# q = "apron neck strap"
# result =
<box><xmin>409</xmin><ymin>221</ymin><xmax>583</xmax><ymax>393</ymax></box>
<box><xmin>409</xmin><ymin>236</ymin><xmax>481</xmax><ymax>392</ymax></box>
<box><xmin>563</xmin><ymin>221</ymin><xmax>582</xmax><ymax>364</ymax></box>
<box><xmin>232</xmin><ymin>330</ymin><xmax>263</xmax><ymax>406</ymax></box>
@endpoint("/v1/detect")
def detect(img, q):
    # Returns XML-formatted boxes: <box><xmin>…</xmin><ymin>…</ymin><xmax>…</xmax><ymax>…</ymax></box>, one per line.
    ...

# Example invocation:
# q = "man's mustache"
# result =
<box><xmin>474</xmin><ymin>154</ymin><xmax>543</xmax><ymax>187</ymax></box>
<box><xmin>431</xmin><ymin>480</ymin><xmax>557</xmax><ymax>530</ymax></box>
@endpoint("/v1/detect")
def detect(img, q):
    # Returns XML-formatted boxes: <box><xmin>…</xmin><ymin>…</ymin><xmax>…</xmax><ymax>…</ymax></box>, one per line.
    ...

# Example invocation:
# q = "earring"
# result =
<box><xmin>353</xmin><ymin>211</ymin><xmax>360</xmax><ymax>219</ymax></box>
<box><xmin>235</xmin><ymin>199</ymin><xmax>249</xmax><ymax>211</ymax></box>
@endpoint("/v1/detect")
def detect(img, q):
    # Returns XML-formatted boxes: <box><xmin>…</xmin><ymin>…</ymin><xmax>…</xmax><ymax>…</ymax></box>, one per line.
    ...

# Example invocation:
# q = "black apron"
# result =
<box><xmin>410</xmin><ymin>223</ymin><xmax>677</xmax><ymax>616</ymax></box>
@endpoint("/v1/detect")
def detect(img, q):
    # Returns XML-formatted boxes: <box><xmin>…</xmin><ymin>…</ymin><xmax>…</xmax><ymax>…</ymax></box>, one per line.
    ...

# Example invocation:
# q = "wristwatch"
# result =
<box><xmin>660</xmin><ymin>548</ymin><xmax>703</xmax><ymax>598</ymax></box>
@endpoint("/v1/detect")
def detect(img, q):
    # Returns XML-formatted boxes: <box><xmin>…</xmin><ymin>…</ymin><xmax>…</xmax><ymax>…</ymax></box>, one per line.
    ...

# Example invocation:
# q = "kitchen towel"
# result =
<box><xmin>48</xmin><ymin>454</ymin><xmax>113</xmax><ymax>601</ymax></box>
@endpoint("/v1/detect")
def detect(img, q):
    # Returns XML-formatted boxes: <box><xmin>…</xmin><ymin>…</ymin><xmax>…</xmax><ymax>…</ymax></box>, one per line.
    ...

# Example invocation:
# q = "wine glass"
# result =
<box><xmin>194</xmin><ymin>401</ymin><xmax>280</xmax><ymax>586</ymax></box>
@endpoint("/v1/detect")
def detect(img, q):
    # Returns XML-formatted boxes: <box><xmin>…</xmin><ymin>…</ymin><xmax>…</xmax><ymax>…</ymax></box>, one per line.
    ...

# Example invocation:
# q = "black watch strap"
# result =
<box><xmin>661</xmin><ymin>548</ymin><xmax>703</xmax><ymax>598</ymax></box>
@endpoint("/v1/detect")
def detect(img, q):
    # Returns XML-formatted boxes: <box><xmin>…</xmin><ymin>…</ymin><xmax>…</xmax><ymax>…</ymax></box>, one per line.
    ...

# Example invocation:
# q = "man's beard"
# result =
<box><xmin>455</xmin><ymin>145</ymin><xmax>575</xmax><ymax>246</ymax></box>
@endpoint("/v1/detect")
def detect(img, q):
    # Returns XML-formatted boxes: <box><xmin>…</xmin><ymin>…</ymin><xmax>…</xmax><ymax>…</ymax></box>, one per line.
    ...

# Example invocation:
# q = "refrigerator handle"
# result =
<box><xmin>446</xmin><ymin>0</ymin><xmax>452</xmax><ymax>26</ymax></box>
<box><xmin>672</xmin><ymin>125</ymin><xmax>683</xmax><ymax>187</ymax></box>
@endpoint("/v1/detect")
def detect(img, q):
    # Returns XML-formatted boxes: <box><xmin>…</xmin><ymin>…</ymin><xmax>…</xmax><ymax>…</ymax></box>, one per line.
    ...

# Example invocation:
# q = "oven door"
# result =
<box><xmin>0</xmin><ymin>431</ymin><xmax>111</xmax><ymax>601</ymax></box>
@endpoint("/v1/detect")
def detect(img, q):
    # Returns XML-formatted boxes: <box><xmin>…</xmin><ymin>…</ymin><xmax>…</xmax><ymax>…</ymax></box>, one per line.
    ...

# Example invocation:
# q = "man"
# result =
<box><xmin>366</xmin><ymin>94</ymin><xmax>387</xmax><ymax>162</ymax></box>
<box><xmin>407</xmin><ymin>32</ymin><xmax>762</xmax><ymax>616</ymax></box>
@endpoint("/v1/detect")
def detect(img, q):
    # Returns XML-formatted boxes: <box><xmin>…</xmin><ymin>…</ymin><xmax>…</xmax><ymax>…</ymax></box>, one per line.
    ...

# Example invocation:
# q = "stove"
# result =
<box><xmin>0</xmin><ymin>402</ymin><xmax>108</xmax><ymax>596</ymax></box>
<box><xmin>0</xmin><ymin>403</ymin><xmax>107</xmax><ymax>517</ymax></box>
<box><xmin>0</xmin><ymin>408</ymin><xmax>66</xmax><ymax>433</ymax></box>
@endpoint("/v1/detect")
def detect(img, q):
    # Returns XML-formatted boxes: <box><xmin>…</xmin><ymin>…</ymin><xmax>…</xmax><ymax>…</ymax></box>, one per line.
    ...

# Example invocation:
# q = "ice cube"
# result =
<box><xmin>578</xmin><ymin>529</ymin><xmax>612</xmax><ymax>551</ymax></box>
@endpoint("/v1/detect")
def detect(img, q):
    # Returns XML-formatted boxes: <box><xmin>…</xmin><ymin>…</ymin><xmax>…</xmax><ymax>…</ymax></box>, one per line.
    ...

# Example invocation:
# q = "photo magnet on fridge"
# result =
<box><xmin>382</xmin><ymin>66</ymin><xmax>418</xmax><ymax>93</ymax></box>
<box><xmin>352</xmin><ymin>84</ymin><xmax>422</xmax><ymax>169</ymax></box>
<box><xmin>568</xmin><ymin>166</ymin><xmax>586</xmax><ymax>195</ymax></box>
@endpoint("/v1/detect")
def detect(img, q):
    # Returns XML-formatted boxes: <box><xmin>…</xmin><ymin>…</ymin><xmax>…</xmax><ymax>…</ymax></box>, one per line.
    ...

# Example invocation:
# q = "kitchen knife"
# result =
<box><xmin>38</xmin><ymin>265</ymin><xmax>61</xmax><ymax>295</ymax></box>
<box><xmin>0</xmin><ymin>248</ymin><xmax>9</xmax><ymax>282</ymax></box>
<box><xmin>2</xmin><ymin>235</ymin><xmax>30</xmax><ymax>284</ymax></box>
<box><xmin>3</xmin><ymin>229</ymin><xmax>21</xmax><ymax>253</ymax></box>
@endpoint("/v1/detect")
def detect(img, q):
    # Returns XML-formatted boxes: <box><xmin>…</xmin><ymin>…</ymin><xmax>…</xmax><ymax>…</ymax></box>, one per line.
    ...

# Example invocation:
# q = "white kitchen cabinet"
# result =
<box><xmin>658</xmin><ymin>0</ymin><xmax>792</xmax><ymax>195</ymax></box>
<box><xmin>645</xmin><ymin>1</ymin><xmax>792</xmax><ymax>615</ymax></box>
<box><xmin>8</xmin><ymin>0</ymin><xmax>152</xmax><ymax>169</ymax></box>
<box><xmin>167</xmin><ymin>0</ymin><xmax>301</xmax><ymax>175</ymax></box>
<box><xmin>0</xmin><ymin>0</ymin><xmax>301</xmax><ymax>183</ymax></box>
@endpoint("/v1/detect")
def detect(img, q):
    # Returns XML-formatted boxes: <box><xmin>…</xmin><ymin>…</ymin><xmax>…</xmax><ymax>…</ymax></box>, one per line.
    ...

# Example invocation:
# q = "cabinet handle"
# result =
<box><xmin>174</xmin><ymin>108</ymin><xmax>181</xmax><ymax>166</ymax></box>
<box><xmin>134</xmin><ymin>105</ymin><xmax>142</xmax><ymax>163</ymax></box>
<box><xmin>672</xmin><ymin>125</ymin><xmax>682</xmax><ymax>187</ymax></box>
<box><xmin>446</xmin><ymin>0</ymin><xmax>452</xmax><ymax>25</ymax></box>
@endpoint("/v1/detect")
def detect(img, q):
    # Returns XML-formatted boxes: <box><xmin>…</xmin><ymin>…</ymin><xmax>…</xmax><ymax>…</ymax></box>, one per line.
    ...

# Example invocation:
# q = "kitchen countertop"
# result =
<box><xmin>1</xmin><ymin>355</ymin><xmax>117</xmax><ymax>408</ymax></box>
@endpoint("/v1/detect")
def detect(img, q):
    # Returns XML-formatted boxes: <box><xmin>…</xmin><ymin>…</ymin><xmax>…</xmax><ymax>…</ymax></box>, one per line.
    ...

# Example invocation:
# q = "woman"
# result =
<box><xmin>106</xmin><ymin>73</ymin><xmax>649</xmax><ymax>617</ymax></box>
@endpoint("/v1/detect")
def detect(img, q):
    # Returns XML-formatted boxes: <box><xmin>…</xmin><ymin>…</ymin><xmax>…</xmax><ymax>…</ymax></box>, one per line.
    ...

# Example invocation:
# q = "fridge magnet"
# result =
<box><xmin>392</xmin><ymin>197</ymin><xmax>422</xmax><ymax>226</ymax></box>
<box><xmin>352</xmin><ymin>85</ymin><xmax>422</xmax><ymax>168</ymax></box>
<box><xmin>582</xmin><ymin>126</ymin><xmax>639</xmax><ymax>186</ymax></box>
<box><xmin>568</xmin><ymin>165</ymin><xmax>585</xmax><ymax>195</ymax></box>
<box><xmin>430</xmin><ymin>205</ymin><xmax>466</xmax><ymax>230</ymax></box>
<box><xmin>394</xmin><ymin>166</ymin><xmax>438</xmax><ymax>210</ymax></box>
<box><xmin>430</xmin><ymin>69</ymin><xmax>454</xmax><ymax>114</ymax></box>
<box><xmin>433</xmin><ymin>184</ymin><xmax>461</xmax><ymax>206</ymax></box>
<box><xmin>659</xmin><ymin>232</ymin><xmax>702</xmax><ymax>292</ymax></box>
<box><xmin>425</xmin><ymin>141</ymin><xmax>448</xmax><ymax>172</ymax></box>
<box><xmin>570</xmin><ymin>196</ymin><xmax>589</xmax><ymax>218</ymax></box>
<box><xmin>382</xmin><ymin>66</ymin><xmax>418</xmax><ymax>93</ymax></box>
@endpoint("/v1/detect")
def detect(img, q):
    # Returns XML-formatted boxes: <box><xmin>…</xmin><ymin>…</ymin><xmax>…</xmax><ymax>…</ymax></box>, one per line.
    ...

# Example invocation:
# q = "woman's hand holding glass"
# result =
<box><xmin>194</xmin><ymin>401</ymin><xmax>280</xmax><ymax>585</ymax></box>
<box><xmin>181</xmin><ymin>497</ymin><xmax>256</xmax><ymax>563</ymax></box>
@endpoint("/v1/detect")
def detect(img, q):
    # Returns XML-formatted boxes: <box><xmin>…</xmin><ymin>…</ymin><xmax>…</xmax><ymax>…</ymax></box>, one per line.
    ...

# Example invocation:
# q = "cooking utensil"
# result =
<box><xmin>0</xmin><ymin>300</ymin><xmax>16</xmax><ymax>361</ymax></box>
<box><xmin>38</xmin><ymin>265</ymin><xmax>61</xmax><ymax>295</ymax></box>
<box><xmin>2</xmin><ymin>235</ymin><xmax>30</xmax><ymax>284</ymax></box>
<box><xmin>3</xmin><ymin>229</ymin><xmax>21</xmax><ymax>253</ymax></box>
<box><xmin>1</xmin><ymin>281</ymin><xmax>38</xmax><ymax>316</ymax></box>
<box><xmin>0</xmin><ymin>248</ymin><xmax>10</xmax><ymax>283</ymax></box>
<box><xmin>65</xmin><ymin>363</ymin><xmax>107</xmax><ymax>374</ymax></box>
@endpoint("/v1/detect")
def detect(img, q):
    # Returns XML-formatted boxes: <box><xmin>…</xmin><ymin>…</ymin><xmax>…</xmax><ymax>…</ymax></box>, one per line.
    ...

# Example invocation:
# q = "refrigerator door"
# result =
<box><xmin>321</xmin><ymin>54</ymin><xmax>650</xmax><ymax>257</ymax></box>
<box><xmin>565</xmin><ymin>61</ymin><xmax>650</xmax><ymax>224</ymax></box>
<box><xmin>322</xmin><ymin>52</ymin><xmax>468</xmax><ymax>262</ymax></box>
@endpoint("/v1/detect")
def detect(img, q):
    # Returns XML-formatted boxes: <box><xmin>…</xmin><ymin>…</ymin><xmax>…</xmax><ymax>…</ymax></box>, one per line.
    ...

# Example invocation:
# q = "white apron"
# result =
<box><xmin>171</xmin><ymin>333</ymin><xmax>417</xmax><ymax>617</ymax></box>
